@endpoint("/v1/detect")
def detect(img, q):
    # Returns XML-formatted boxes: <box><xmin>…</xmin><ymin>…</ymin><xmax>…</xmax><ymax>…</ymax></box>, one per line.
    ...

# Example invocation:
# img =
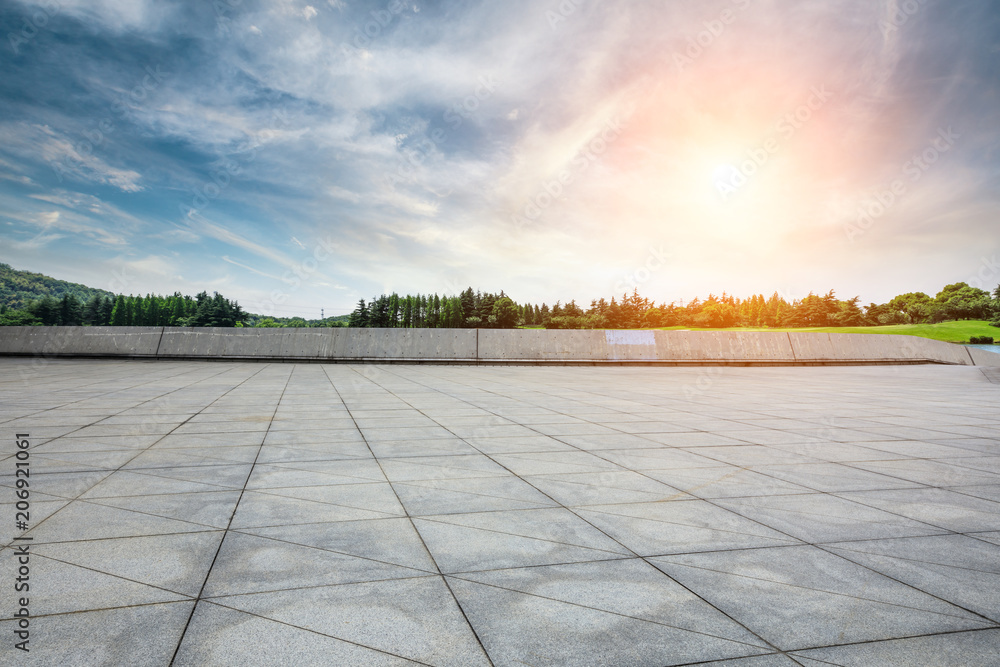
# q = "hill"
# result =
<box><xmin>0</xmin><ymin>263</ymin><xmax>114</xmax><ymax>310</ymax></box>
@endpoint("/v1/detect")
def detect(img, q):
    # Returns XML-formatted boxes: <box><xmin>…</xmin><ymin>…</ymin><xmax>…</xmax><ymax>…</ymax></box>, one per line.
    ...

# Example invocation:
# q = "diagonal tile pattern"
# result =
<box><xmin>0</xmin><ymin>359</ymin><xmax>998</xmax><ymax>665</ymax></box>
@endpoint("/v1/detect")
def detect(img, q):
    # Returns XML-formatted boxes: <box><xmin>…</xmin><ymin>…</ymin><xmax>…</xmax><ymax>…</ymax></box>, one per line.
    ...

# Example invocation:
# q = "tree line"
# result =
<box><xmin>348</xmin><ymin>289</ymin><xmax>520</xmax><ymax>328</ymax></box>
<box><xmin>0</xmin><ymin>292</ymin><xmax>246</xmax><ymax>327</ymax></box>
<box><xmin>2</xmin><ymin>274</ymin><xmax>997</xmax><ymax>331</ymax></box>
<box><xmin>349</xmin><ymin>282</ymin><xmax>1000</xmax><ymax>330</ymax></box>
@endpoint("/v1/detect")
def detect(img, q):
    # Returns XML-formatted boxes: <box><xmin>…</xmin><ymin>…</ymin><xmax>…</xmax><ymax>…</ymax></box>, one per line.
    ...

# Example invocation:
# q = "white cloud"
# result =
<box><xmin>1</xmin><ymin>123</ymin><xmax>144</xmax><ymax>192</ymax></box>
<box><xmin>10</xmin><ymin>208</ymin><xmax>129</xmax><ymax>247</ymax></box>
<box><xmin>221</xmin><ymin>256</ymin><xmax>287</xmax><ymax>281</ymax></box>
<box><xmin>14</xmin><ymin>0</ymin><xmax>176</xmax><ymax>33</ymax></box>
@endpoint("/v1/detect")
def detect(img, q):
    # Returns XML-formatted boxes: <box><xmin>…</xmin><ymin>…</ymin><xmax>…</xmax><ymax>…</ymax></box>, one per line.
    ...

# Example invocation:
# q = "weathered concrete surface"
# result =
<box><xmin>479</xmin><ymin>329</ymin><xmax>611</xmax><ymax>361</ymax></box>
<box><xmin>158</xmin><ymin>327</ymin><xmax>286</xmax><ymax>358</ymax></box>
<box><xmin>0</xmin><ymin>326</ymin><xmax>992</xmax><ymax>366</ymax></box>
<box><xmin>474</xmin><ymin>329</ymin><xmax>970</xmax><ymax>366</ymax></box>
<box><xmin>2</xmin><ymin>359</ymin><xmax>998</xmax><ymax>666</ymax></box>
<box><xmin>656</xmin><ymin>331</ymin><xmax>796</xmax><ymax>362</ymax></box>
<box><xmin>327</xmin><ymin>328</ymin><xmax>478</xmax><ymax>360</ymax></box>
<box><xmin>788</xmin><ymin>332</ymin><xmax>973</xmax><ymax>365</ymax></box>
<box><xmin>968</xmin><ymin>345</ymin><xmax>1000</xmax><ymax>367</ymax></box>
<box><xmin>0</xmin><ymin>326</ymin><xmax>162</xmax><ymax>357</ymax></box>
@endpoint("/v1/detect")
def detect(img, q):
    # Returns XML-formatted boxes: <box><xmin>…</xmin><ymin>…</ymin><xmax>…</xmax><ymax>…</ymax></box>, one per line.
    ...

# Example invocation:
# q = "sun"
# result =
<box><xmin>711</xmin><ymin>163</ymin><xmax>740</xmax><ymax>186</ymax></box>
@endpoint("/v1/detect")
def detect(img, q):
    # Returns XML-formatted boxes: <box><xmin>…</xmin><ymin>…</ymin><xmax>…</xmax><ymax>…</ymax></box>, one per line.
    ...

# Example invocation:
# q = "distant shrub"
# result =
<box><xmin>969</xmin><ymin>335</ymin><xmax>995</xmax><ymax>344</ymax></box>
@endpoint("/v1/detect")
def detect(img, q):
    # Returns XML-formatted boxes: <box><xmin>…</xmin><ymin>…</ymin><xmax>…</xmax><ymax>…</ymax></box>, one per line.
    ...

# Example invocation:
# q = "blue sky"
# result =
<box><xmin>1</xmin><ymin>0</ymin><xmax>998</xmax><ymax>317</ymax></box>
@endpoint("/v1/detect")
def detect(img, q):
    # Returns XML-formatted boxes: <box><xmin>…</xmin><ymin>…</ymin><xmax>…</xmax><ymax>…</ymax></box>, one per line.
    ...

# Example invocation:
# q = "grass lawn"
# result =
<box><xmin>657</xmin><ymin>320</ymin><xmax>998</xmax><ymax>344</ymax></box>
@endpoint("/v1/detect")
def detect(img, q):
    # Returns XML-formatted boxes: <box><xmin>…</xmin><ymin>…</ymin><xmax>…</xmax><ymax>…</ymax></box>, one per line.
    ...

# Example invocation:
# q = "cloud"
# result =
<box><xmin>0</xmin><ymin>123</ymin><xmax>143</xmax><ymax>192</ymax></box>
<box><xmin>221</xmin><ymin>255</ymin><xmax>287</xmax><ymax>281</ymax></box>
<box><xmin>13</xmin><ymin>0</ymin><xmax>177</xmax><ymax>33</ymax></box>
<box><xmin>10</xmin><ymin>208</ymin><xmax>129</xmax><ymax>247</ymax></box>
<box><xmin>0</xmin><ymin>0</ymin><xmax>997</xmax><ymax>311</ymax></box>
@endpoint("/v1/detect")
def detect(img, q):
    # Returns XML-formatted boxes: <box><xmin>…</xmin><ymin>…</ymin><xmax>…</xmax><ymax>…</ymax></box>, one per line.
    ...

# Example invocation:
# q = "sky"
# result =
<box><xmin>1</xmin><ymin>0</ymin><xmax>998</xmax><ymax>318</ymax></box>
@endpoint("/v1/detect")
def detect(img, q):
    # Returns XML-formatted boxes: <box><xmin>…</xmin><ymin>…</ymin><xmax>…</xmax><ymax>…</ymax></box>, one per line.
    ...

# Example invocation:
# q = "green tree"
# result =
<box><xmin>833</xmin><ymin>296</ymin><xmax>865</xmax><ymax>326</ymax></box>
<box><xmin>83</xmin><ymin>294</ymin><xmax>104</xmax><ymax>325</ymax></box>
<box><xmin>460</xmin><ymin>287</ymin><xmax>476</xmax><ymax>322</ymax></box>
<box><xmin>935</xmin><ymin>282</ymin><xmax>991</xmax><ymax>320</ymax></box>
<box><xmin>642</xmin><ymin>307</ymin><xmax>664</xmax><ymax>328</ymax></box>
<box><xmin>348</xmin><ymin>299</ymin><xmax>370</xmax><ymax>327</ymax></box>
<box><xmin>26</xmin><ymin>295</ymin><xmax>60</xmax><ymax>325</ymax></box>
<box><xmin>60</xmin><ymin>293</ymin><xmax>83</xmax><ymax>325</ymax></box>
<box><xmin>110</xmin><ymin>295</ymin><xmax>128</xmax><ymax>326</ymax></box>
<box><xmin>992</xmin><ymin>284</ymin><xmax>1000</xmax><ymax>326</ymax></box>
<box><xmin>491</xmin><ymin>297</ymin><xmax>519</xmax><ymax>329</ymax></box>
<box><xmin>0</xmin><ymin>309</ymin><xmax>40</xmax><ymax>326</ymax></box>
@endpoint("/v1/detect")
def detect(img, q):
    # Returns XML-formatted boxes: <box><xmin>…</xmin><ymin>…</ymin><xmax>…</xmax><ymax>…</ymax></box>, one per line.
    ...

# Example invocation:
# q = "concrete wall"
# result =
<box><xmin>967</xmin><ymin>346</ymin><xmax>1000</xmax><ymax>367</ymax></box>
<box><xmin>0</xmin><ymin>326</ymin><xmax>993</xmax><ymax>366</ymax></box>
<box><xmin>0</xmin><ymin>326</ymin><xmax>162</xmax><ymax>357</ymax></box>
<box><xmin>477</xmin><ymin>330</ymin><xmax>799</xmax><ymax>363</ymax></box>
<box><xmin>786</xmin><ymin>332</ymin><xmax>974</xmax><ymax>366</ymax></box>
<box><xmin>156</xmin><ymin>327</ymin><xmax>478</xmax><ymax>360</ymax></box>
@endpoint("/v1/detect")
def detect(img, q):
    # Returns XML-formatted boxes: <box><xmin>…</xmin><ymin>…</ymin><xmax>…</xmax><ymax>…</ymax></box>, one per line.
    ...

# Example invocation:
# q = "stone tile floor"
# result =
<box><xmin>1</xmin><ymin>358</ymin><xmax>998</xmax><ymax>665</ymax></box>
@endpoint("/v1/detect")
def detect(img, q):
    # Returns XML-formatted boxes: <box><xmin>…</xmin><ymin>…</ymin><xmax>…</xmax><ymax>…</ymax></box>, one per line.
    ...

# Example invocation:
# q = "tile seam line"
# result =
<box><xmin>655</xmin><ymin>556</ymin><xmax>992</xmax><ymax>622</ymax></box>
<box><xmin>179</xmin><ymin>599</ymin><xmax>438</xmax><ymax>666</ymax></box>
<box><xmin>2</xmin><ymin>363</ymin><xmax>259</xmax><ymax>551</ymax></box>
<box><xmin>374</xmin><ymin>363</ymin><xmax>786</xmax><ymax>655</ymax></box>
<box><xmin>770</xmin><ymin>627</ymin><xmax>1000</xmax><ymax>662</ymax></box>
<box><xmin>0</xmin><ymin>361</ymin><xmax>214</xmax><ymax>432</ymax></box>
<box><xmin>443</xmin><ymin>571</ymin><xmax>774</xmax><ymax>649</ymax></box>
<box><xmin>168</xmin><ymin>362</ymin><xmax>294</xmax><ymax>666</ymax></box>
<box><xmin>323</xmin><ymin>363</ymin><xmax>497</xmax><ymax>667</ymax></box>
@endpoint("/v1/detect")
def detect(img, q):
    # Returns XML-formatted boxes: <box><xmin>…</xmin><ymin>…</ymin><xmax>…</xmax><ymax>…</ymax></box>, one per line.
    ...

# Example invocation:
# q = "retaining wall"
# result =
<box><xmin>155</xmin><ymin>327</ymin><xmax>477</xmax><ymax>361</ymax></box>
<box><xmin>0</xmin><ymin>326</ymin><xmax>998</xmax><ymax>366</ymax></box>
<box><xmin>966</xmin><ymin>345</ymin><xmax>1000</xmax><ymax>368</ymax></box>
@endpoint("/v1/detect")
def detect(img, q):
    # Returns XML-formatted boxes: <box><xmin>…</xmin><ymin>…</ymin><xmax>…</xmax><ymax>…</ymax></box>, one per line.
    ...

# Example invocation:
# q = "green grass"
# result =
<box><xmin>657</xmin><ymin>320</ymin><xmax>998</xmax><ymax>344</ymax></box>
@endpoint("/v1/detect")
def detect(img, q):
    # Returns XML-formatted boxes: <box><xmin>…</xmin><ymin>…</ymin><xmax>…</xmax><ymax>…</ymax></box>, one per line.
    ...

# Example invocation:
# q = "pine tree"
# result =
<box><xmin>388</xmin><ymin>293</ymin><xmax>400</xmax><ymax>327</ymax></box>
<box><xmin>110</xmin><ymin>295</ymin><xmax>127</xmax><ymax>326</ymax></box>
<box><xmin>402</xmin><ymin>297</ymin><xmax>412</xmax><ymax>328</ymax></box>
<box><xmin>460</xmin><ymin>287</ymin><xmax>476</xmax><ymax>322</ymax></box>
<box><xmin>348</xmin><ymin>299</ymin><xmax>370</xmax><ymax>327</ymax></box>
<box><xmin>83</xmin><ymin>294</ymin><xmax>103</xmax><ymax>325</ymax></box>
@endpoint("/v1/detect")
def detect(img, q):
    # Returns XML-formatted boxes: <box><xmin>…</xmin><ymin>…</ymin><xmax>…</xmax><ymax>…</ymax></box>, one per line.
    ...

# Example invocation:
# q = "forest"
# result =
<box><xmin>0</xmin><ymin>292</ymin><xmax>246</xmax><ymax>327</ymax></box>
<box><xmin>0</xmin><ymin>262</ymin><xmax>113</xmax><ymax>310</ymax></box>
<box><xmin>347</xmin><ymin>283</ymin><xmax>1000</xmax><ymax>330</ymax></box>
<box><xmin>1</xmin><ymin>261</ymin><xmax>998</xmax><ymax>330</ymax></box>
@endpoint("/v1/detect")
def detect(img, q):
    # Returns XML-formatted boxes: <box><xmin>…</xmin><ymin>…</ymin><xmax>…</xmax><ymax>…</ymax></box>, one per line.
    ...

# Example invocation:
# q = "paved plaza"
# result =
<box><xmin>1</xmin><ymin>358</ymin><xmax>999</xmax><ymax>666</ymax></box>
